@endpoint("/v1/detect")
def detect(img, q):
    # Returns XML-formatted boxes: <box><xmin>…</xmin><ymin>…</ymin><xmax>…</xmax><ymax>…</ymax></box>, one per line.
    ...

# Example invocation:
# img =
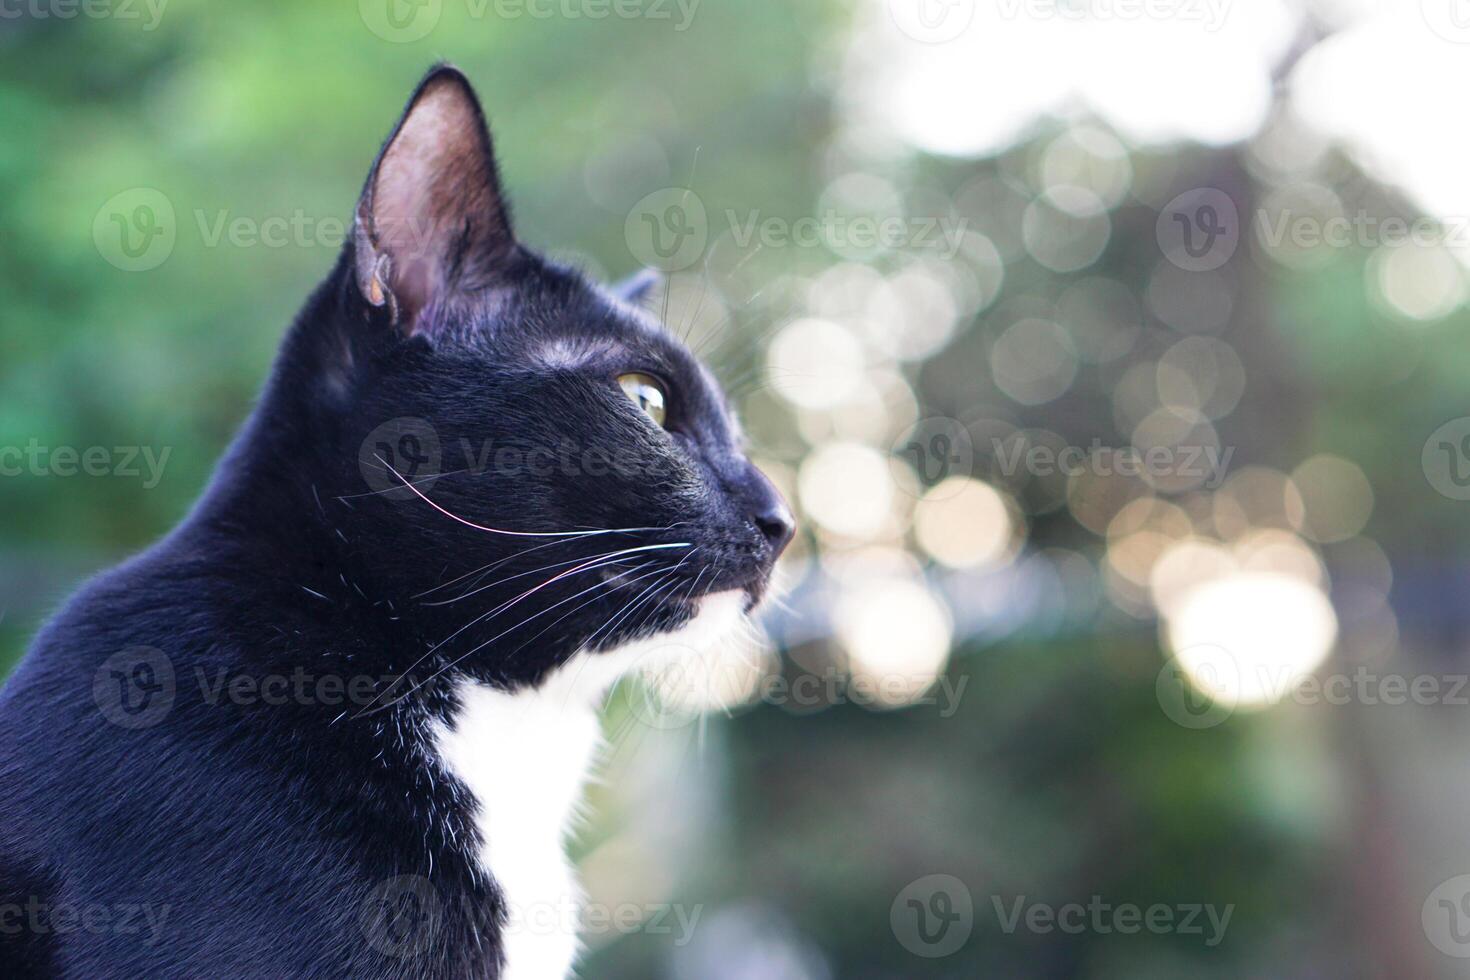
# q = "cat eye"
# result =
<box><xmin>617</xmin><ymin>372</ymin><xmax>668</xmax><ymax>427</ymax></box>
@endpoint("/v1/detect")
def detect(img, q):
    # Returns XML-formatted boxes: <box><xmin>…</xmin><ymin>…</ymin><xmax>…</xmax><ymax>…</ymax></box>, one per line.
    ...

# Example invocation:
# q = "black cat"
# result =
<box><xmin>0</xmin><ymin>65</ymin><xmax>792</xmax><ymax>979</ymax></box>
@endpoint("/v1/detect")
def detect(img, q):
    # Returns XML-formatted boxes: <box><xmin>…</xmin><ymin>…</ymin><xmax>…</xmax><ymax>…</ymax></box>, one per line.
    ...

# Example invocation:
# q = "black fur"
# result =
<box><xmin>0</xmin><ymin>65</ymin><xmax>791</xmax><ymax>978</ymax></box>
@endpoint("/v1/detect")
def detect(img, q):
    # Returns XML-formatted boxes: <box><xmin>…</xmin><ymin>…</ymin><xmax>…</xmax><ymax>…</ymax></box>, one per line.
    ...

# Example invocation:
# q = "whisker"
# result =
<box><xmin>535</xmin><ymin>554</ymin><xmax>699</xmax><ymax>704</ymax></box>
<box><xmin>499</xmin><ymin>561</ymin><xmax>682</xmax><ymax>674</ymax></box>
<box><xmin>354</xmin><ymin>570</ymin><xmax>639</xmax><ymax>719</ymax></box>
<box><xmin>420</xmin><ymin>547</ymin><xmax>651</xmax><ymax>608</ymax></box>
<box><xmin>583</xmin><ymin>566</ymin><xmax>682</xmax><ymax>652</ymax></box>
<box><xmin>412</xmin><ymin>519</ymin><xmax>685</xmax><ymax>600</ymax></box>
<box><xmin>623</xmin><ymin>575</ymin><xmax>687</xmax><ymax>641</ymax></box>
<box><xmin>425</xmin><ymin>544</ymin><xmax>683</xmax><ymax>659</ymax></box>
<box><xmin>375</xmin><ymin>454</ymin><xmax>682</xmax><ymax>539</ymax></box>
<box><xmin>354</xmin><ymin>544</ymin><xmax>688</xmax><ymax>715</ymax></box>
<box><xmin>336</xmin><ymin>465</ymin><xmax>475</xmax><ymax>501</ymax></box>
<box><xmin>361</xmin><ymin>556</ymin><xmax>683</xmax><ymax>716</ymax></box>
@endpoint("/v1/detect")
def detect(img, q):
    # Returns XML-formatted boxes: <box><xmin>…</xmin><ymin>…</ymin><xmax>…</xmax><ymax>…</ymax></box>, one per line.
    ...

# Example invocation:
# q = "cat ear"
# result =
<box><xmin>353</xmin><ymin>65</ymin><xmax>515</xmax><ymax>331</ymax></box>
<box><xmin>613</xmin><ymin>268</ymin><xmax>663</xmax><ymax>306</ymax></box>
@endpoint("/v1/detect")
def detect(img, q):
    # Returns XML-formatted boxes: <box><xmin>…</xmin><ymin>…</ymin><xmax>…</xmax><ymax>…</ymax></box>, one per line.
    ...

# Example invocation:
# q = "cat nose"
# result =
<box><xmin>744</xmin><ymin>467</ymin><xmax>795</xmax><ymax>556</ymax></box>
<box><xmin>732</xmin><ymin>461</ymin><xmax>793</xmax><ymax>558</ymax></box>
<box><xmin>754</xmin><ymin>500</ymin><xmax>795</xmax><ymax>555</ymax></box>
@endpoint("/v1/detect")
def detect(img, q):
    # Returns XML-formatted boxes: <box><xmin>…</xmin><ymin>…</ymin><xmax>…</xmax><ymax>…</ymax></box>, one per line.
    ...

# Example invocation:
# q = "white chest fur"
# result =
<box><xmin>434</xmin><ymin>677</ymin><xmax>600</xmax><ymax>980</ymax></box>
<box><xmin>432</xmin><ymin>591</ymin><xmax>745</xmax><ymax>980</ymax></box>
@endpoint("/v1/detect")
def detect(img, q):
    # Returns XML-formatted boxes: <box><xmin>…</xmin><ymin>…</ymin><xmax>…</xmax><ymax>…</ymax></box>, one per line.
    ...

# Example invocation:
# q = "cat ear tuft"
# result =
<box><xmin>353</xmin><ymin>65</ymin><xmax>515</xmax><ymax>331</ymax></box>
<box><xmin>613</xmin><ymin>268</ymin><xmax>663</xmax><ymax>307</ymax></box>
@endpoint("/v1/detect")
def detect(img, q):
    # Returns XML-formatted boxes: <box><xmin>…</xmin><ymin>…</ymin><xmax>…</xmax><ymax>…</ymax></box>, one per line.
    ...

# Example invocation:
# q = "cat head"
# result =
<box><xmin>293</xmin><ymin>66</ymin><xmax>792</xmax><ymax>688</ymax></box>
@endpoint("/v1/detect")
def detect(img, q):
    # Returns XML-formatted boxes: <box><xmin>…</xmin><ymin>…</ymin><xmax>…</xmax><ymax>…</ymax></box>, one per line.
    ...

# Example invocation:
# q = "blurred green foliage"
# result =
<box><xmin>0</xmin><ymin>3</ymin><xmax>1446</xmax><ymax>977</ymax></box>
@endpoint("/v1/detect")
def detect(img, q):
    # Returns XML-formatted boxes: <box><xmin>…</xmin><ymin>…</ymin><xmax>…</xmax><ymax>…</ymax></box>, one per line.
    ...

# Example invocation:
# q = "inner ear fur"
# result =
<box><xmin>353</xmin><ymin>65</ymin><xmax>516</xmax><ymax>332</ymax></box>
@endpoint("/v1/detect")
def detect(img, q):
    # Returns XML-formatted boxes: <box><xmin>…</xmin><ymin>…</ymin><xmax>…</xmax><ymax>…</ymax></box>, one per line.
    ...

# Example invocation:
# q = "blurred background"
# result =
<box><xmin>7</xmin><ymin>0</ymin><xmax>1470</xmax><ymax>976</ymax></box>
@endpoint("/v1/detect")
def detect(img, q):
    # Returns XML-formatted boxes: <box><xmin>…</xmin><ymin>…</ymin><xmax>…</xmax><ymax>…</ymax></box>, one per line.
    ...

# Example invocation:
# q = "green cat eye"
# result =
<box><xmin>618</xmin><ymin>372</ymin><xmax>667</xmax><ymax>427</ymax></box>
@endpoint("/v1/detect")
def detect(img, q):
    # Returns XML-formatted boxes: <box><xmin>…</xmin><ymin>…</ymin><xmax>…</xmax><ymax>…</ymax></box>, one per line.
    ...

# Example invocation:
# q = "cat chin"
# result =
<box><xmin>536</xmin><ymin>590</ymin><xmax>748</xmax><ymax>705</ymax></box>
